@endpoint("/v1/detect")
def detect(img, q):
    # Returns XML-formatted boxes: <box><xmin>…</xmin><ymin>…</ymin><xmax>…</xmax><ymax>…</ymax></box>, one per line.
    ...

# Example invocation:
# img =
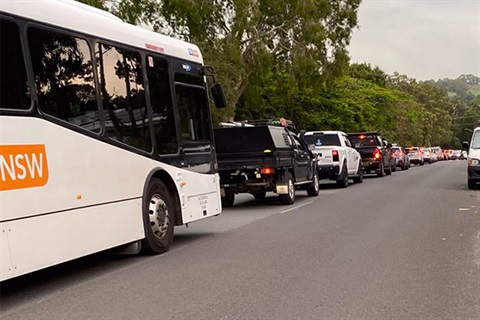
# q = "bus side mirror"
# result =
<box><xmin>210</xmin><ymin>83</ymin><xmax>227</xmax><ymax>109</ymax></box>
<box><xmin>462</xmin><ymin>141</ymin><xmax>470</xmax><ymax>149</ymax></box>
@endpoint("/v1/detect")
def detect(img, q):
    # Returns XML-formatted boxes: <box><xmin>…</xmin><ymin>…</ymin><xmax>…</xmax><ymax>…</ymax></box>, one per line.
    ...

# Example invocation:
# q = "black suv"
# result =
<box><xmin>348</xmin><ymin>132</ymin><xmax>395</xmax><ymax>177</ymax></box>
<box><xmin>214</xmin><ymin>123</ymin><xmax>320</xmax><ymax>206</ymax></box>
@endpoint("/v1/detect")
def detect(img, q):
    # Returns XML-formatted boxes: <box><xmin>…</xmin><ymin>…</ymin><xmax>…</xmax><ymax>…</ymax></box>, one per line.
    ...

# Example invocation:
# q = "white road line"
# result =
<box><xmin>280</xmin><ymin>201</ymin><xmax>314</xmax><ymax>214</ymax></box>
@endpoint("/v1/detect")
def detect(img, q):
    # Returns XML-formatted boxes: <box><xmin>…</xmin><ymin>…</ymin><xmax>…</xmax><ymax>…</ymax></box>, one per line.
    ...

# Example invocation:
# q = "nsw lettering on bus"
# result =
<box><xmin>0</xmin><ymin>145</ymin><xmax>49</xmax><ymax>191</ymax></box>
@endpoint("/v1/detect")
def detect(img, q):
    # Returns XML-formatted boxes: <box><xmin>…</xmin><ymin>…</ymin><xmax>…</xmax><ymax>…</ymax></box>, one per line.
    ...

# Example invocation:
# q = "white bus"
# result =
<box><xmin>0</xmin><ymin>0</ymin><xmax>227</xmax><ymax>281</ymax></box>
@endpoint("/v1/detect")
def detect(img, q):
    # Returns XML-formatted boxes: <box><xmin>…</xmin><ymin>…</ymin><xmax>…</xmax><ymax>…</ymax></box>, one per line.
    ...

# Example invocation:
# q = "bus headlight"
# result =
<box><xmin>468</xmin><ymin>158</ymin><xmax>479</xmax><ymax>165</ymax></box>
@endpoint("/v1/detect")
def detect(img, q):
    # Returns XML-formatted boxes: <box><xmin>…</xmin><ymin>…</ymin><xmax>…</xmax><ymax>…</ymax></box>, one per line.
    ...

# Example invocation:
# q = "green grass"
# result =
<box><xmin>468</xmin><ymin>87</ymin><xmax>480</xmax><ymax>96</ymax></box>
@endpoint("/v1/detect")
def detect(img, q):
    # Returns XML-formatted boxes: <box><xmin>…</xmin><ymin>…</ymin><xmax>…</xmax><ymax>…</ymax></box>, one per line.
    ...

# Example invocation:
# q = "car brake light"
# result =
<box><xmin>332</xmin><ymin>150</ymin><xmax>339</xmax><ymax>161</ymax></box>
<box><xmin>261</xmin><ymin>167</ymin><xmax>274</xmax><ymax>174</ymax></box>
<box><xmin>373</xmin><ymin>149</ymin><xmax>381</xmax><ymax>159</ymax></box>
<box><xmin>359</xmin><ymin>135</ymin><xmax>365</xmax><ymax>139</ymax></box>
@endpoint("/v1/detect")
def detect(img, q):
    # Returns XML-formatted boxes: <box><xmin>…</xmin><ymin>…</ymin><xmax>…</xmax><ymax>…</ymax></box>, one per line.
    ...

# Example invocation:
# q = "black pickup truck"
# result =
<box><xmin>213</xmin><ymin>125</ymin><xmax>319</xmax><ymax>207</ymax></box>
<box><xmin>347</xmin><ymin>132</ymin><xmax>395</xmax><ymax>177</ymax></box>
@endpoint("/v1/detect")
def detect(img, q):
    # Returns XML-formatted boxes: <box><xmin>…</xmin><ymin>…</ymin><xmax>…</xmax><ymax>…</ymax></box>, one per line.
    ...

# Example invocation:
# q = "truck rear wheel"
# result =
<box><xmin>385</xmin><ymin>162</ymin><xmax>392</xmax><ymax>175</ymax></box>
<box><xmin>377</xmin><ymin>162</ymin><xmax>385</xmax><ymax>177</ymax></box>
<box><xmin>221</xmin><ymin>189</ymin><xmax>235</xmax><ymax>207</ymax></box>
<box><xmin>279</xmin><ymin>173</ymin><xmax>295</xmax><ymax>205</ymax></box>
<box><xmin>468</xmin><ymin>179</ymin><xmax>476</xmax><ymax>190</ymax></box>
<box><xmin>336</xmin><ymin>164</ymin><xmax>348</xmax><ymax>188</ymax></box>
<box><xmin>306</xmin><ymin>172</ymin><xmax>320</xmax><ymax>196</ymax></box>
<box><xmin>353</xmin><ymin>163</ymin><xmax>363</xmax><ymax>183</ymax></box>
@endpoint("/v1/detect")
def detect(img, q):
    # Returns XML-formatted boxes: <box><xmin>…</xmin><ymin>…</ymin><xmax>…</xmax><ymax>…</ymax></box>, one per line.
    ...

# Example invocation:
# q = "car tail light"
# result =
<box><xmin>261</xmin><ymin>167</ymin><xmax>274</xmax><ymax>174</ymax></box>
<box><xmin>398</xmin><ymin>152</ymin><xmax>404</xmax><ymax>156</ymax></box>
<box><xmin>373</xmin><ymin>149</ymin><xmax>381</xmax><ymax>160</ymax></box>
<box><xmin>332</xmin><ymin>150</ymin><xmax>339</xmax><ymax>161</ymax></box>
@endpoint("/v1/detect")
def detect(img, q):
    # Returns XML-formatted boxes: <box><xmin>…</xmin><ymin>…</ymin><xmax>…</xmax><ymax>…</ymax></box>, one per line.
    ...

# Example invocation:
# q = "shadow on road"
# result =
<box><xmin>0</xmin><ymin>248</ymin><xmax>133</xmax><ymax>301</ymax></box>
<box><xmin>172</xmin><ymin>232</ymin><xmax>218</xmax><ymax>247</ymax></box>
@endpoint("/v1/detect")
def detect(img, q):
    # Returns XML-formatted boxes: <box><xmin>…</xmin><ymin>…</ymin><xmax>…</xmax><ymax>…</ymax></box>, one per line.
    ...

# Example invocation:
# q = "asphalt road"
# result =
<box><xmin>1</xmin><ymin>160</ymin><xmax>479</xmax><ymax>319</ymax></box>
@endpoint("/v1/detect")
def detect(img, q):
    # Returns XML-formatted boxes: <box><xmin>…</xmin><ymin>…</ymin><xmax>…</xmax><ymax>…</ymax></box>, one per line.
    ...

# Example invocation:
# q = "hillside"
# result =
<box><xmin>436</xmin><ymin>74</ymin><xmax>480</xmax><ymax>102</ymax></box>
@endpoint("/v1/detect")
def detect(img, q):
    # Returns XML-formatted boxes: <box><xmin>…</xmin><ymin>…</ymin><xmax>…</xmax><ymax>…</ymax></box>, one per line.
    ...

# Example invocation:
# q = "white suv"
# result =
<box><xmin>302</xmin><ymin>131</ymin><xmax>363</xmax><ymax>188</ymax></box>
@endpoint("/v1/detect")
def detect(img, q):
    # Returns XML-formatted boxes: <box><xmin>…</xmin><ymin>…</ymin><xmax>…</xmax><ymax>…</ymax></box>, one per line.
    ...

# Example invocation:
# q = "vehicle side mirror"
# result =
<box><xmin>210</xmin><ymin>83</ymin><xmax>227</xmax><ymax>109</ymax></box>
<box><xmin>308</xmin><ymin>144</ymin><xmax>315</xmax><ymax>151</ymax></box>
<box><xmin>462</xmin><ymin>141</ymin><xmax>470</xmax><ymax>149</ymax></box>
<box><xmin>387</xmin><ymin>143</ymin><xmax>392</xmax><ymax>148</ymax></box>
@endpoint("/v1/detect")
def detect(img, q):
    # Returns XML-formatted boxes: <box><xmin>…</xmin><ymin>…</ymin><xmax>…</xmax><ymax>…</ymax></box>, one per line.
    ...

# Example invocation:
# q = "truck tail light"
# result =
<box><xmin>373</xmin><ymin>149</ymin><xmax>381</xmax><ymax>160</ymax></box>
<box><xmin>332</xmin><ymin>150</ymin><xmax>339</xmax><ymax>161</ymax></box>
<box><xmin>261</xmin><ymin>167</ymin><xmax>274</xmax><ymax>174</ymax></box>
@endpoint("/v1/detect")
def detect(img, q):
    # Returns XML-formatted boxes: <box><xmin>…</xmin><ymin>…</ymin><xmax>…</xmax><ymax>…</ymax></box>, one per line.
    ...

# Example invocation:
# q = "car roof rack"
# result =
<box><xmin>243</xmin><ymin>118</ymin><xmax>296</xmax><ymax>130</ymax></box>
<box><xmin>218</xmin><ymin>121</ymin><xmax>254</xmax><ymax>128</ymax></box>
<box><xmin>220</xmin><ymin>118</ymin><xmax>296</xmax><ymax>130</ymax></box>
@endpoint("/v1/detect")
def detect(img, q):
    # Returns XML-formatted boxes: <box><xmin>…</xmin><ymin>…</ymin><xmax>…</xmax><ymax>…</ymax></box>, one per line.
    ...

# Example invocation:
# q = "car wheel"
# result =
<box><xmin>377</xmin><ymin>162</ymin><xmax>385</xmax><ymax>177</ymax></box>
<box><xmin>353</xmin><ymin>163</ymin><xmax>363</xmax><ymax>184</ymax></box>
<box><xmin>306</xmin><ymin>171</ymin><xmax>320</xmax><ymax>196</ymax></box>
<box><xmin>420</xmin><ymin>160</ymin><xmax>424</xmax><ymax>166</ymax></box>
<box><xmin>468</xmin><ymin>179</ymin><xmax>476</xmax><ymax>190</ymax></box>
<box><xmin>279</xmin><ymin>173</ymin><xmax>295</xmax><ymax>205</ymax></box>
<box><xmin>385</xmin><ymin>162</ymin><xmax>392</xmax><ymax>175</ymax></box>
<box><xmin>141</xmin><ymin>178</ymin><xmax>175</xmax><ymax>255</ymax></box>
<box><xmin>336</xmin><ymin>164</ymin><xmax>349</xmax><ymax>188</ymax></box>
<box><xmin>252</xmin><ymin>190</ymin><xmax>266</xmax><ymax>200</ymax></box>
<box><xmin>221</xmin><ymin>189</ymin><xmax>235</xmax><ymax>207</ymax></box>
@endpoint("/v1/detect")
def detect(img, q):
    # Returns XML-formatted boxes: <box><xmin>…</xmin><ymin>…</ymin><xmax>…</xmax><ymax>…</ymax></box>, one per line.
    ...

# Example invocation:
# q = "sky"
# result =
<box><xmin>348</xmin><ymin>0</ymin><xmax>480</xmax><ymax>81</ymax></box>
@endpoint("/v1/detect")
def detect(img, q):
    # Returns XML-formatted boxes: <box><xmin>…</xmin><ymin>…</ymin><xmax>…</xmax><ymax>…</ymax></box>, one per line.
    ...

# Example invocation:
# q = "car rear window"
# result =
<box><xmin>303</xmin><ymin>133</ymin><xmax>340</xmax><ymax>146</ymax></box>
<box><xmin>349</xmin><ymin>134</ymin><xmax>378</xmax><ymax>147</ymax></box>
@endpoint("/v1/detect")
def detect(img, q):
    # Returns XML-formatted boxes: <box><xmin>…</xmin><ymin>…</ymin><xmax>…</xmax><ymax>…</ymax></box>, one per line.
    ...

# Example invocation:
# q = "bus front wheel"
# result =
<box><xmin>141</xmin><ymin>178</ymin><xmax>175</xmax><ymax>254</ymax></box>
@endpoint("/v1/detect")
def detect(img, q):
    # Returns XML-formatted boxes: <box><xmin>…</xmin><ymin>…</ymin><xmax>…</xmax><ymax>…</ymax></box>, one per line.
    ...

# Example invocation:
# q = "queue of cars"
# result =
<box><xmin>405</xmin><ymin>146</ymin><xmax>468</xmax><ymax>162</ymax></box>
<box><xmin>215</xmin><ymin>120</ymin><xmax>479</xmax><ymax>206</ymax></box>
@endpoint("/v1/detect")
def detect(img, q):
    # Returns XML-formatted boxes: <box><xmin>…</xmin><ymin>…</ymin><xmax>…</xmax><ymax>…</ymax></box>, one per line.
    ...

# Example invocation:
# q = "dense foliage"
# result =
<box><xmin>81</xmin><ymin>0</ymin><xmax>479</xmax><ymax>148</ymax></box>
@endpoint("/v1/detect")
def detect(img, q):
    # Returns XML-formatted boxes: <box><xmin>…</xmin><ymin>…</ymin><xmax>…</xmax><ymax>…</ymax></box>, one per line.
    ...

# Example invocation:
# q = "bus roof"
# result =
<box><xmin>0</xmin><ymin>0</ymin><xmax>204</xmax><ymax>64</ymax></box>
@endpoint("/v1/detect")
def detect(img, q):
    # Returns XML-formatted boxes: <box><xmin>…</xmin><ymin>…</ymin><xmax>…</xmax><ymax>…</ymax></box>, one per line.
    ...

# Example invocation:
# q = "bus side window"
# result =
<box><xmin>0</xmin><ymin>19</ymin><xmax>30</xmax><ymax>110</ymax></box>
<box><xmin>96</xmin><ymin>43</ymin><xmax>151</xmax><ymax>152</ymax></box>
<box><xmin>146</xmin><ymin>56</ymin><xmax>178</xmax><ymax>155</ymax></box>
<box><xmin>28</xmin><ymin>27</ymin><xmax>99</xmax><ymax>131</ymax></box>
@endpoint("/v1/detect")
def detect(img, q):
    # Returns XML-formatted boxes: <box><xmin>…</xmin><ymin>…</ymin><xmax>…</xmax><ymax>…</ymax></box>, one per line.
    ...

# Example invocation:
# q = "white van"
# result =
<box><xmin>463</xmin><ymin>125</ymin><xmax>480</xmax><ymax>189</ymax></box>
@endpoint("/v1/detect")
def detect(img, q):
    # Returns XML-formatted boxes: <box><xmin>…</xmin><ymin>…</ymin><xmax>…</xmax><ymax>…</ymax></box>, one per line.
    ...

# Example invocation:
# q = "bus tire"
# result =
<box><xmin>141</xmin><ymin>178</ymin><xmax>175</xmax><ymax>255</ymax></box>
